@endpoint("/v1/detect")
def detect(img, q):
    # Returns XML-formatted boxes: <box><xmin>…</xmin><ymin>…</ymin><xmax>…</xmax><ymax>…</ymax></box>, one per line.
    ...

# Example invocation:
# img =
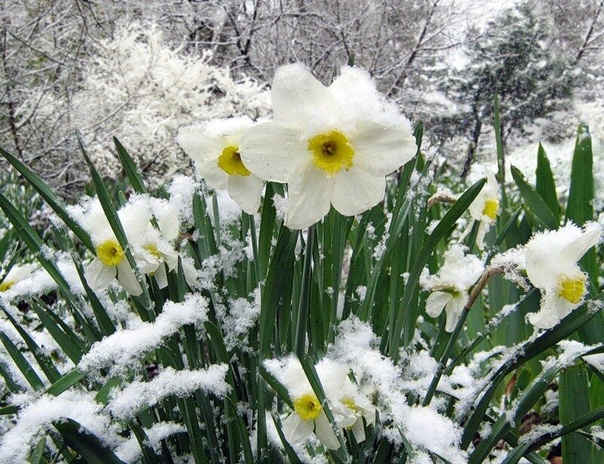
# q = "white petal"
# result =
<box><xmin>5</xmin><ymin>263</ymin><xmax>39</xmax><ymax>283</ymax></box>
<box><xmin>161</xmin><ymin>248</ymin><xmax>180</xmax><ymax>271</ymax></box>
<box><xmin>475</xmin><ymin>220</ymin><xmax>489</xmax><ymax>251</ymax></box>
<box><xmin>133</xmin><ymin>247</ymin><xmax>161</xmax><ymax>274</ymax></box>
<box><xmin>285</xmin><ymin>165</ymin><xmax>333</xmax><ymax>229</ymax></box>
<box><xmin>196</xmin><ymin>158</ymin><xmax>228</xmax><ymax>190</ymax></box>
<box><xmin>561</xmin><ymin>223</ymin><xmax>601</xmax><ymax>263</ymax></box>
<box><xmin>181</xmin><ymin>258</ymin><xmax>199</xmax><ymax>288</ymax></box>
<box><xmin>351</xmin><ymin>418</ymin><xmax>366</xmax><ymax>443</ymax></box>
<box><xmin>176</xmin><ymin>124</ymin><xmax>226</xmax><ymax>163</ymax></box>
<box><xmin>86</xmin><ymin>259</ymin><xmax>116</xmax><ymax>291</ymax></box>
<box><xmin>425</xmin><ymin>291</ymin><xmax>452</xmax><ymax>318</ymax></box>
<box><xmin>283</xmin><ymin>414</ymin><xmax>313</xmax><ymax>445</ymax></box>
<box><xmin>527</xmin><ymin>299</ymin><xmax>560</xmax><ymax>329</ymax></box>
<box><xmin>116</xmin><ymin>261</ymin><xmax>142</xmax><ymax>296</ymax></box>
<box><xmin>329</xmin><ymin>67</ymin><xmax>382</xmax><ymax>115</ymax></box>
<box><xmin>154</xmin><ymin>265</ymin><xmax>169</xmax><ymax>289</ymax></box>
<box><xmin>152</xmin><ymin>201</ymin><xmax>180</xmax><ymax>241</ymax></box>
<box><xmin>271</xmin><ymin>64</ymin><xmax>336</xmax><ymax>126</ymax></box>
<box><xmin>227</xmin><ymin>174</ymin><xmax>264</xmax><ymax>215</ymax></box>
<box><xmin>352</xmin><ymin>121</ymin><xmax>416</xmax><ymax>176</ymax></box>
<box><xmin>554</xmin><ymin>293</ymin><xmax>579</xmax><ymax>321</ymax></box>
<box><xmin>314</xmin><ymin>412</ymin><xmax>340</xmax><ymax>450</ymax></box>
<box><xmin>240</xmin><ymin>122</ymin><xmax>309</xmax><ymax>182</ymax></box>
<box><xmin>444</xmin><ymin>295</ymin><xmax>466</xmax><ymax>333</ymax></box>
<box><xmin>331</xmin><ymin>167</ymin><xmax>385</xmax><ymax>216</ymax></box>
<box><xmin>119</xmin><ymin>197</ymin><xmax>152</xmax><ymax>232</ymax></box>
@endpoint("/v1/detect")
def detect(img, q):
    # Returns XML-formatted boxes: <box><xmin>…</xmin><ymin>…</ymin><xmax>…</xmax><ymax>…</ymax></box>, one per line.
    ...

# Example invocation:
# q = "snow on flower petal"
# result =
<box><xmin>0</xmin><ymin>263</ymin><xmax>39</xmax><ymax>292</ymax></box>
<box><xmin>524</xmin><ymin>221</ymin><xmax>602</xmax><ymax>329</ymax></box>
<box><xmin>240</xmin><ymin>63</ymin><xmax>416</xmax><ymax>229</ymax></box>
<box><xmin>176</xmin><ymin>116</ymin><xmax>264</xmax><ymax>214</ymax></box>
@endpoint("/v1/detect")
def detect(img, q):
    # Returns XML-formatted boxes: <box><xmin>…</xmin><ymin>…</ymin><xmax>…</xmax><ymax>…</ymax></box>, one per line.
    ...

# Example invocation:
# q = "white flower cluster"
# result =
<box><xmin>265</xmin><ymin>356</ymin><xmax>375</xmax><ymax>450</ymax></box>
<box><xmin>69</xmin><ymin>195</ymin><xmax>196</xmax><ymax>295</ymax></box>
<box><xmin>423</xmin><ymin>220</ymin><xmax>602</xmax><ymax>331</ymax></box>
<box><xmin>178</xmin><ymin>64</ymin><xmax>417</xmax><ymax>229</ymax></box>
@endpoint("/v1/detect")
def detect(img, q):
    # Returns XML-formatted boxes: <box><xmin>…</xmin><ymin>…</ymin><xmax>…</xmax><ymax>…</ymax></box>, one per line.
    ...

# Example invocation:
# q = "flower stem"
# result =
<box><xmin>295</xmin><ymin>225</ymin><xmax>315</xmax><ymax>357</ymax></box>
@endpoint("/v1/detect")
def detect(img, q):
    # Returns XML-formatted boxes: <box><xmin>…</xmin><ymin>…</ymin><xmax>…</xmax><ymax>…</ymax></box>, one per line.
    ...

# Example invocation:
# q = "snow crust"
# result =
<box><xmin>79</xmin><ymin>294</ymin><xmax>209</xmax><ymax>375</ymax></box>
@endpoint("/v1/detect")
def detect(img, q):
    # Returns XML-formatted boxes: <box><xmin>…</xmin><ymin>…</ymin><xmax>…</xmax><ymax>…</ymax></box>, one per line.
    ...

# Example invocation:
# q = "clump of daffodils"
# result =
<box><xmin>71</xmin><ymin>195</ymin><xmax>195</xmax><ymax>295</ymax></box>
<box><xmin>523</xmin><ymin>221</ymin><xmax>602</xmax><ymax>329</ymax></box>
<box><xmin>421</xmin><ymin>244</ymin><xmax>485</xmax><ymax>332</ymax></box>
<box><xmin>178</xmin><ymin>64</ymin><xmax>417</xmax><ymax>229</ymax></box>
<box><xmin>266</xmin><ymin>357</ymin><xmax>376</xmax><ymax>450</ymax></box>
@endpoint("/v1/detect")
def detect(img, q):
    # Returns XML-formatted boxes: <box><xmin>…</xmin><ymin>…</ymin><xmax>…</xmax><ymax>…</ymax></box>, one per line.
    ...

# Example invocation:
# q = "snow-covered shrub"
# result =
<box><xmin>30</xmin><ymin>21</ymin><xmax>270</xmax><ymax>190</ymax></box>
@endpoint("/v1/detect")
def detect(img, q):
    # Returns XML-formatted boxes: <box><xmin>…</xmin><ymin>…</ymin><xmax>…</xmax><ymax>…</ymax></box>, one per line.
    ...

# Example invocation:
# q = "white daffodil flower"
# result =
<box><xmin>422</xmin><ymin>244</ymin><xmax>484</xmax><ymax>332</ymax></box>
<box><xmin>0</xmin><ymin>263</ymin><xmax>39</xmax><ymax>292</ymax></box>
<box><xmin>127</xmin><ymin>196</ymin><xmax>195</xmax><ymax>289</ymax></box>
<box><xmin>316</xmin><ymin>359</ymin><xmax>376</xmax><ymax>443</ymax></box>
<box><xmin>279</xmin><ymin>357</ymin><xmax>341</xmax><ymax>450</ymax></box>
<box><xmin>239</xmin><ymin>64</ymin><xmax>416</xmax><ymax>229</ymax></box>
<box><xmin>82</xmin><ymin>198</ymin><xmax>153</xmax><ymax>296</ymax></box>
<box><xmin>525</xmin><ymin>221</ymin><xmax>602</xmax><ymax>329</ymax></box>
<box><xmin>176</xmin><ymin>116</ymin><xmax>264</xmax><ymax>215</ymax></box>
<box><xmin>467</xmin><ymin>171</ymin><xmax>499</xmax><ymax>251</ymax></box>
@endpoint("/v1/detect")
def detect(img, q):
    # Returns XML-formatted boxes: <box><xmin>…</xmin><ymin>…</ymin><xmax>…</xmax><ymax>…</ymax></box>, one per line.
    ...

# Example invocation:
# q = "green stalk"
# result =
<box><xmin>295</xmin><ymin>225</ymin><xmax>315</xmax><ymax>357</ymax></box>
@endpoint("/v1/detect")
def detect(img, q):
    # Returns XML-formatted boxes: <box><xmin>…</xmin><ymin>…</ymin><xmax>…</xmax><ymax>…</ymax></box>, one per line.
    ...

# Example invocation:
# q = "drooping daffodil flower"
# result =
<box><xmin>422</xmin><ymin>244</ymin><xmax>485</xmax><ymax>332</ymax></box>
<box><xmin>239</xmin><ymin>64</ymin><xmax>417</xmax><ymax>229</ymax></box>
<box><xmin>176</xmin><ymin>116</ymin><xmax>264</xmax><ymax>215</ymax></box>
<box><xmin>525</xmin><ymin>221</ymin><xmax>602</xmax><ymax>329</ymax></box>
<box><xmin>129</xmin><ymin>196</ymin><xmax>197</xmax><ymax>289</ymax></box>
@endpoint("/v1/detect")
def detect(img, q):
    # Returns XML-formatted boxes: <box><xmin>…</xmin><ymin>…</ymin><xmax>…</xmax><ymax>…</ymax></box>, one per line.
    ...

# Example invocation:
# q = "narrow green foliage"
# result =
<box><xmin>259</xmin><ymin>226</ymin><xmax>297</xmax><ymax>357</ymax></box>
<box><xmin>535</xmin><ymin>143</ymin><xmax>560</xmax><ymax>223</ymax></box>
<box><xmin>54</xmin><ymin>419</ymin><xmax>127</xmax><ymax>464</ymax></box>
<box><xmin>114</xmin><ymin>137</ymin><xmax>148</xmax><ymax>194</ymax></box>
<box><xmin>0</xmin><ymin>146</ymin><xmax>95</xmax><ymax>252</ymax></box>
<box><xmin>564</xmin><ymin>123</ymin><xmax>603</xmax><ymax>344</ymax></box>
<box><xmin>46</xmin><ymin>369</ymin><xmax>88</xmax><ymax>396</ymax></box>
<box><xmin>565</xmin><ymin>123</ymin><xmax>594</xmax><ymax>227</ymax></box>
<box><xmin>560</xmin><ymin>364</ymin><xmax>593</xmax><ymax>463</ymax></box>
<box><xmin>0</xmin><ymin>330</ymin><xmax>45</xmax><ymax>390</ymax></box>
<box><xmin>511</xmin><ymin>165</ymin><xmax>558</xmax><ymax>230</ymax></box>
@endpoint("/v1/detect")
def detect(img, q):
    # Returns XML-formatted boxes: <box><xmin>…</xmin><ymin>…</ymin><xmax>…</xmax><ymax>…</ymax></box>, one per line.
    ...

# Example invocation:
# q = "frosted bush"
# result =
<box><xmin>33</xmin><ymin>22</ymin><xmax>271</xmax><ymax>189</ymax></box>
